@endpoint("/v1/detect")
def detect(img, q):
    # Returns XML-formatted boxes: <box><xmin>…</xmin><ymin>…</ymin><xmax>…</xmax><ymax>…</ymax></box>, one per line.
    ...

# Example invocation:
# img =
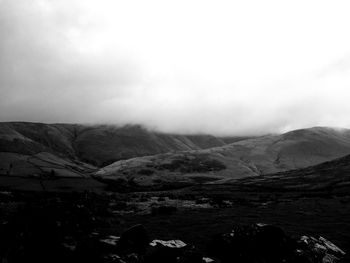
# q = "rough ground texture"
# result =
<box><xmin>96</xmin><ymin>127</ymin><xmax>350</xmax><ymax>189</ymax></box>
<box><xmin>0</xmin><ymin>122</ymin><xmax>231</xmax><ymax>168</ymax></box>
<box><xmin>3</xmin><ymin>122</ymin><xmax>350</xmax><ymax>190</ymax></box>
<box><xmin>0</xmin><ymin>122</ymin><xmax>241</xmax><ymax>189</ymax></box>
<box><xmin>1</xmin><ymin>152</ymin><xmax>350</xmax><ymax>261</ymax></box>
<box><xmin>0</xmin><ymin>122</ymin><xmax>349</xmax><ymax>262</ymax></box>
<box><xmin>0</xmin><ymin>191</ymin><xmax>347</xmax><ymax>263</ymax></box>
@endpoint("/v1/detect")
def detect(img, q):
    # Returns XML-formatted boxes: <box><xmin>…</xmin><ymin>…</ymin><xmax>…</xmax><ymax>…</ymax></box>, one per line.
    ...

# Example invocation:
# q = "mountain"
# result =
<box><xmin>73</xmin><ymin>124</ymin><xmax>228</xmax><ymax>166</ymax></box>
<box><xmin>230</xmin><ymin>152</ymin><xmax>350</xmax><ymax>193</ymax></box>
<box><xmin>95</xmin><ymin>127</ymin><xmax>350</xmax><ymax>190</ymax></box>
<box><xmin>0</xmin><ymin>122</ymin><xmax>93</xmax><ymax>180</ymax></box>
<box><xmin>3</xmin><ymin>122</ymin><xmax>350</xmax><ymax>192</ymax></box>
<box><xmin>0</xmin><ymin>122</ymin><xmax>243</xmax><ymax>179</ymax></box>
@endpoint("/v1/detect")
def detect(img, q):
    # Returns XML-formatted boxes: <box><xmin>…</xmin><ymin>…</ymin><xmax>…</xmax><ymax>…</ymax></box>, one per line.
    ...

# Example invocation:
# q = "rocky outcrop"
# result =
<box><xmin>1</xmin><ymin>205</ymin><xmax>346</xmax><ymax>263</ymax></box>
<box><xmin>89</xmin><ymin>223</ymin><xmax>345</xmax><ymax>263</ymax></box>
<box><xmin>298</xmin><ymin>236</ymin><xmax>346</xmax><ymax>263</ymax></box>
<box><xmin>208</xmin><ymin>224</ymin><xmax>346</xmax><ymax>263</ymax></box>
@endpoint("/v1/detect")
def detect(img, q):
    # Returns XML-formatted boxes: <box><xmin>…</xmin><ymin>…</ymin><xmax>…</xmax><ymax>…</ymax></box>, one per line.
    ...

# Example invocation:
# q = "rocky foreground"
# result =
<box><xmin>0</xmin><ymin>191</ymin><xmax>346</xmax><ymax>263</ymax></box>
<box><xmin>75</xmin><ymin>223</ymin><xmax>345</xmax><ymax>263</ymax></box>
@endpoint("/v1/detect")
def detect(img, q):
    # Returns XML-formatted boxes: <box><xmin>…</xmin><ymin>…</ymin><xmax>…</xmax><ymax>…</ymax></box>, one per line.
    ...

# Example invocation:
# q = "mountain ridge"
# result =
<box><xmin>0</xmin><ymin>122</ymin><xmax>249</xmax><ymax>179</ymax></box>
<box><xmin>95</xmin><ymin>126</ymin><xmax>350</xmax><ymax>189</ymax></box>
<box><xmin>2</xmin><ymin>122</ymin><xmax>350</xmax><ymax>191</ymax></box>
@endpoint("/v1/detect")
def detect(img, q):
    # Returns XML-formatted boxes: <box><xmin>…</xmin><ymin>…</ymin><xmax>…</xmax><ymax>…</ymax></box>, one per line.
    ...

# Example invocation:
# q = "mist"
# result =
<box><xmin>1</xmin><ymin>0</ymin><xmax>350</xmax><ymax>136</ymax></box>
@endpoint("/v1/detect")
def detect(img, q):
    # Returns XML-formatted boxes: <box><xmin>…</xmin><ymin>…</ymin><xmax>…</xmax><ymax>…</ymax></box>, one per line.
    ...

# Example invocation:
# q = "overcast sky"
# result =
<box><xmin>1</xmin><ymin>0</ymin><xmax>350</xmax><ymax>135</ymax></box>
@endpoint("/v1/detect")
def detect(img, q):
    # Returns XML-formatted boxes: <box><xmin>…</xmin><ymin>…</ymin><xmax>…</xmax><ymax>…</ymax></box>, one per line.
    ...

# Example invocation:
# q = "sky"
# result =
<box><xmin>1</xmin><ymin>0</ymin><xmax>350</xmax><ymax>135</ymax></box>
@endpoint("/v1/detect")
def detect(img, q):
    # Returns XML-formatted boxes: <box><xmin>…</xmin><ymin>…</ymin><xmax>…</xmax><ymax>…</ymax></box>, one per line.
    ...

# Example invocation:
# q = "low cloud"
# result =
<box><xmin>1</xmin><ymin>0</ymin><xmax>350</xmax><ymax>135</ymax></box>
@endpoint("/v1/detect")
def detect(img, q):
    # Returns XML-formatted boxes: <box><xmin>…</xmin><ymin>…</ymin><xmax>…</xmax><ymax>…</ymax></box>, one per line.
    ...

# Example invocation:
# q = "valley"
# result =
<box><xmin>0</xmin><ymin>122</ymin><xmax>349</xmax><ymax>262</ymax></box>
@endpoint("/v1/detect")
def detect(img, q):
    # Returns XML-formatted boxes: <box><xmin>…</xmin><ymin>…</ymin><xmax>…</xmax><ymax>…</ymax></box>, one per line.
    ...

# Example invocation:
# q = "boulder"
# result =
<box><xmin>100</xmin><ymin>235</ymin><xmax>120</xmax><ymax>246</ymax></box>
<box><xmin>208</xmin><ymin>223</ymin><xmax>295</xmax><ymax>263</ymax></box>
<box><xmin>146</xmin><ymin>239</ymin><xmax>204</xmax><ymax>263</ymax></box>
<box><xmin>150</xmin><ymin>239</ymin><xmax>187</xmax><ymax>248</ymax></box>
<box><xmin>297</xmin><ymin>236</ymin><xmax>346</xmax><ymax>263</ymax></box>
<box><xmin>151</xmin><ymin>205</ymin><xmax>177</xmax><ymax>216</ymax></box>
<box><xmin>118</xmin><ymin>224</ymin><xmax>150</xmax><ymax>254</ymax></box>
<box><xmin>207</xmin><ymin>223</ymin><xmax>346</xmax><ymax>263</ymax></box>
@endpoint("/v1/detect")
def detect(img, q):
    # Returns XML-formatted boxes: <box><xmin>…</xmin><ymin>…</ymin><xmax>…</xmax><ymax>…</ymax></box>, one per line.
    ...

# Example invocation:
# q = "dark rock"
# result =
<box><xmin>151</xmin><ymin>205</ymin><xmax>177</xmax><ymax>215</ymax></box>
<box><xmin>145</xmin><ymin>239</ymin><xmax>187</xmax><ymax>263</ymax></box>
<box><xmin>255</xmin><ymin>224</ymin><xmax>295</xmax><ymax>261</ymax></box>
<box><xmin>118</xmin><ymin>224</ymin><xmax>150</xmax><ymax>254</ymax></box>
<box><xmin>100</xmin><ymin>235</ymin><xmax>120</xmax><ymax>247</ymax></box>
<box><xmin>296</xmin><ymin>236</ymin><xmax>346</xmax><ymax>263</ymax></box>
<box><xmin>75</xmin><ymin>235</ymin><xmax>101</xmax><ymax>263</ymax></box>
<box><xmin>208</xmin><ymin>223</ymin><xmax>346</xmax><ymax>263</ymax></box>
<box><xmin>102</xmin><ymin>254</ymin><xmax>126</xmax><ymax>263</ymax></box>
<box><xmin>145</xmin><ymin>239</ymin><xmax>208</xmax><ymax>263</ymax></box>
<box><xmin>180</xmin><ymin>248</ymin><xmax>206</xmax><ymax>263</ymax></box>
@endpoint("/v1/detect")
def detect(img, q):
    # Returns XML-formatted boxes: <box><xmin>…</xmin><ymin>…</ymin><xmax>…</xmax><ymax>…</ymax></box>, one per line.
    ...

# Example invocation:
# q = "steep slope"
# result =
<box><xmin>0</xmin><ymin>122</ymin><xmax>91</xmax><ymax>178</ymax></box>
<box><xmin>95</xmin><ymin>127</ymin><xmax>350</xmax><ymax>189</ymax></box>
<box><xmin>0</xmin><ymin>122</ymin><xmax>249</xmax><ymax>191</ymax></box>
<box><xmin>0</xmin><ymin>122</ymin><xmax>77</xmax><ymax>156</ymax></box>
<box><xmin>74</xmin><ymin>124</ymin><xmax>227</xmax><ymax>166</ymax></box>
<box><xmin>206</xmin><ymin>126</ymin><xmax>350</xmax><ymax>176</ymax></box>
<box><xmin>0</xmin><ymin>122</ymin><xmax>236</xmax><ymax>174</ymax></box>
<box><xmin>231</xmin><ymin>153</ymin><xmax>350</xmax><ymax>192</ymax></box>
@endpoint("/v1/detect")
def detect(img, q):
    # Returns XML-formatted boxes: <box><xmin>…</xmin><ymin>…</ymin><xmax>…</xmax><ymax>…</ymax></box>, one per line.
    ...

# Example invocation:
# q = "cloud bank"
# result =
<box><xmin>1</xmin><ymin>0</ymin><xmax>350</xmax><ymax>135</ymax></box>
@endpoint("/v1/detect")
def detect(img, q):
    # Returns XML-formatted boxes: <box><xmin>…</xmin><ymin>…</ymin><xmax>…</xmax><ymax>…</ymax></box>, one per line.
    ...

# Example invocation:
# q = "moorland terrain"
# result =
<box><xmin>0</xmin><ymin>122</ymin><xmax>349</xmax><ymax>262</ymax></box>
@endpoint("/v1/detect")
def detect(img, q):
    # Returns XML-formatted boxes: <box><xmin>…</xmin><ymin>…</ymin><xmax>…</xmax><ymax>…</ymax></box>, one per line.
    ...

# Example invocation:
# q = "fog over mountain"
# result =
<box><xmin>1</xmin><ymin>0</ymin><xmax>350</xmax><ymax>135</ymax></box>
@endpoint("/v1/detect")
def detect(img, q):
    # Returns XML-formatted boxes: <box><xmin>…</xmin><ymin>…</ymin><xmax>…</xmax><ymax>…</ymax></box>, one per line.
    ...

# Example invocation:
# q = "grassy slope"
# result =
<box><xmin>96</xmin><ymin>127</ymin><xmax>350</xmax><ymax>189</ymax></box>
<box><xmin>1</xmin><ymin>144</ymin><xmax>350</xmax><ymax>260</ymax></box>
<box><xmin>0</xmin><ymin>122</ymin><xmax>234</xmax><ymax>167</ymax></box>
<box><xmin>112</xmin><ymin>155</ymin><xmax>350</xmax><ymax>260</ymax></box>
<box><xmin>0</xmin><ymin>122</ymin><xmax>242</xmax><ymax>191</ymax></box>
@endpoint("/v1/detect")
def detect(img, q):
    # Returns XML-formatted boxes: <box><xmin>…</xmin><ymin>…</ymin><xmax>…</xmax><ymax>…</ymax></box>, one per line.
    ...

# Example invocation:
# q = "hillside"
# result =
<box><xmin>0</xmin><ymin>122</ymin><xmax>239</xmax><ymax>180</ymax></box>
<box><xmin>0</xmin><ymin>122</ymin><xmax>95</xmax><ymax>180</ymax></box>
<box><xmin>230</xmin><ymin>152</ymin><xmax>350</xmax><ymax>192</ymax></box>
<box><xmin>73</xmin><ymin>124</ymin><xmax>228</xmax><ymax>166</ymax></box>
<box><xmin>95</xmin><ymin>127</ymin><xmax>350</xmax><ymax>189</ymax></box>
<box><xmin>3</xmin><ymin>123</ymin><xmax>350</xmax><ymax>192</ymax></box>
